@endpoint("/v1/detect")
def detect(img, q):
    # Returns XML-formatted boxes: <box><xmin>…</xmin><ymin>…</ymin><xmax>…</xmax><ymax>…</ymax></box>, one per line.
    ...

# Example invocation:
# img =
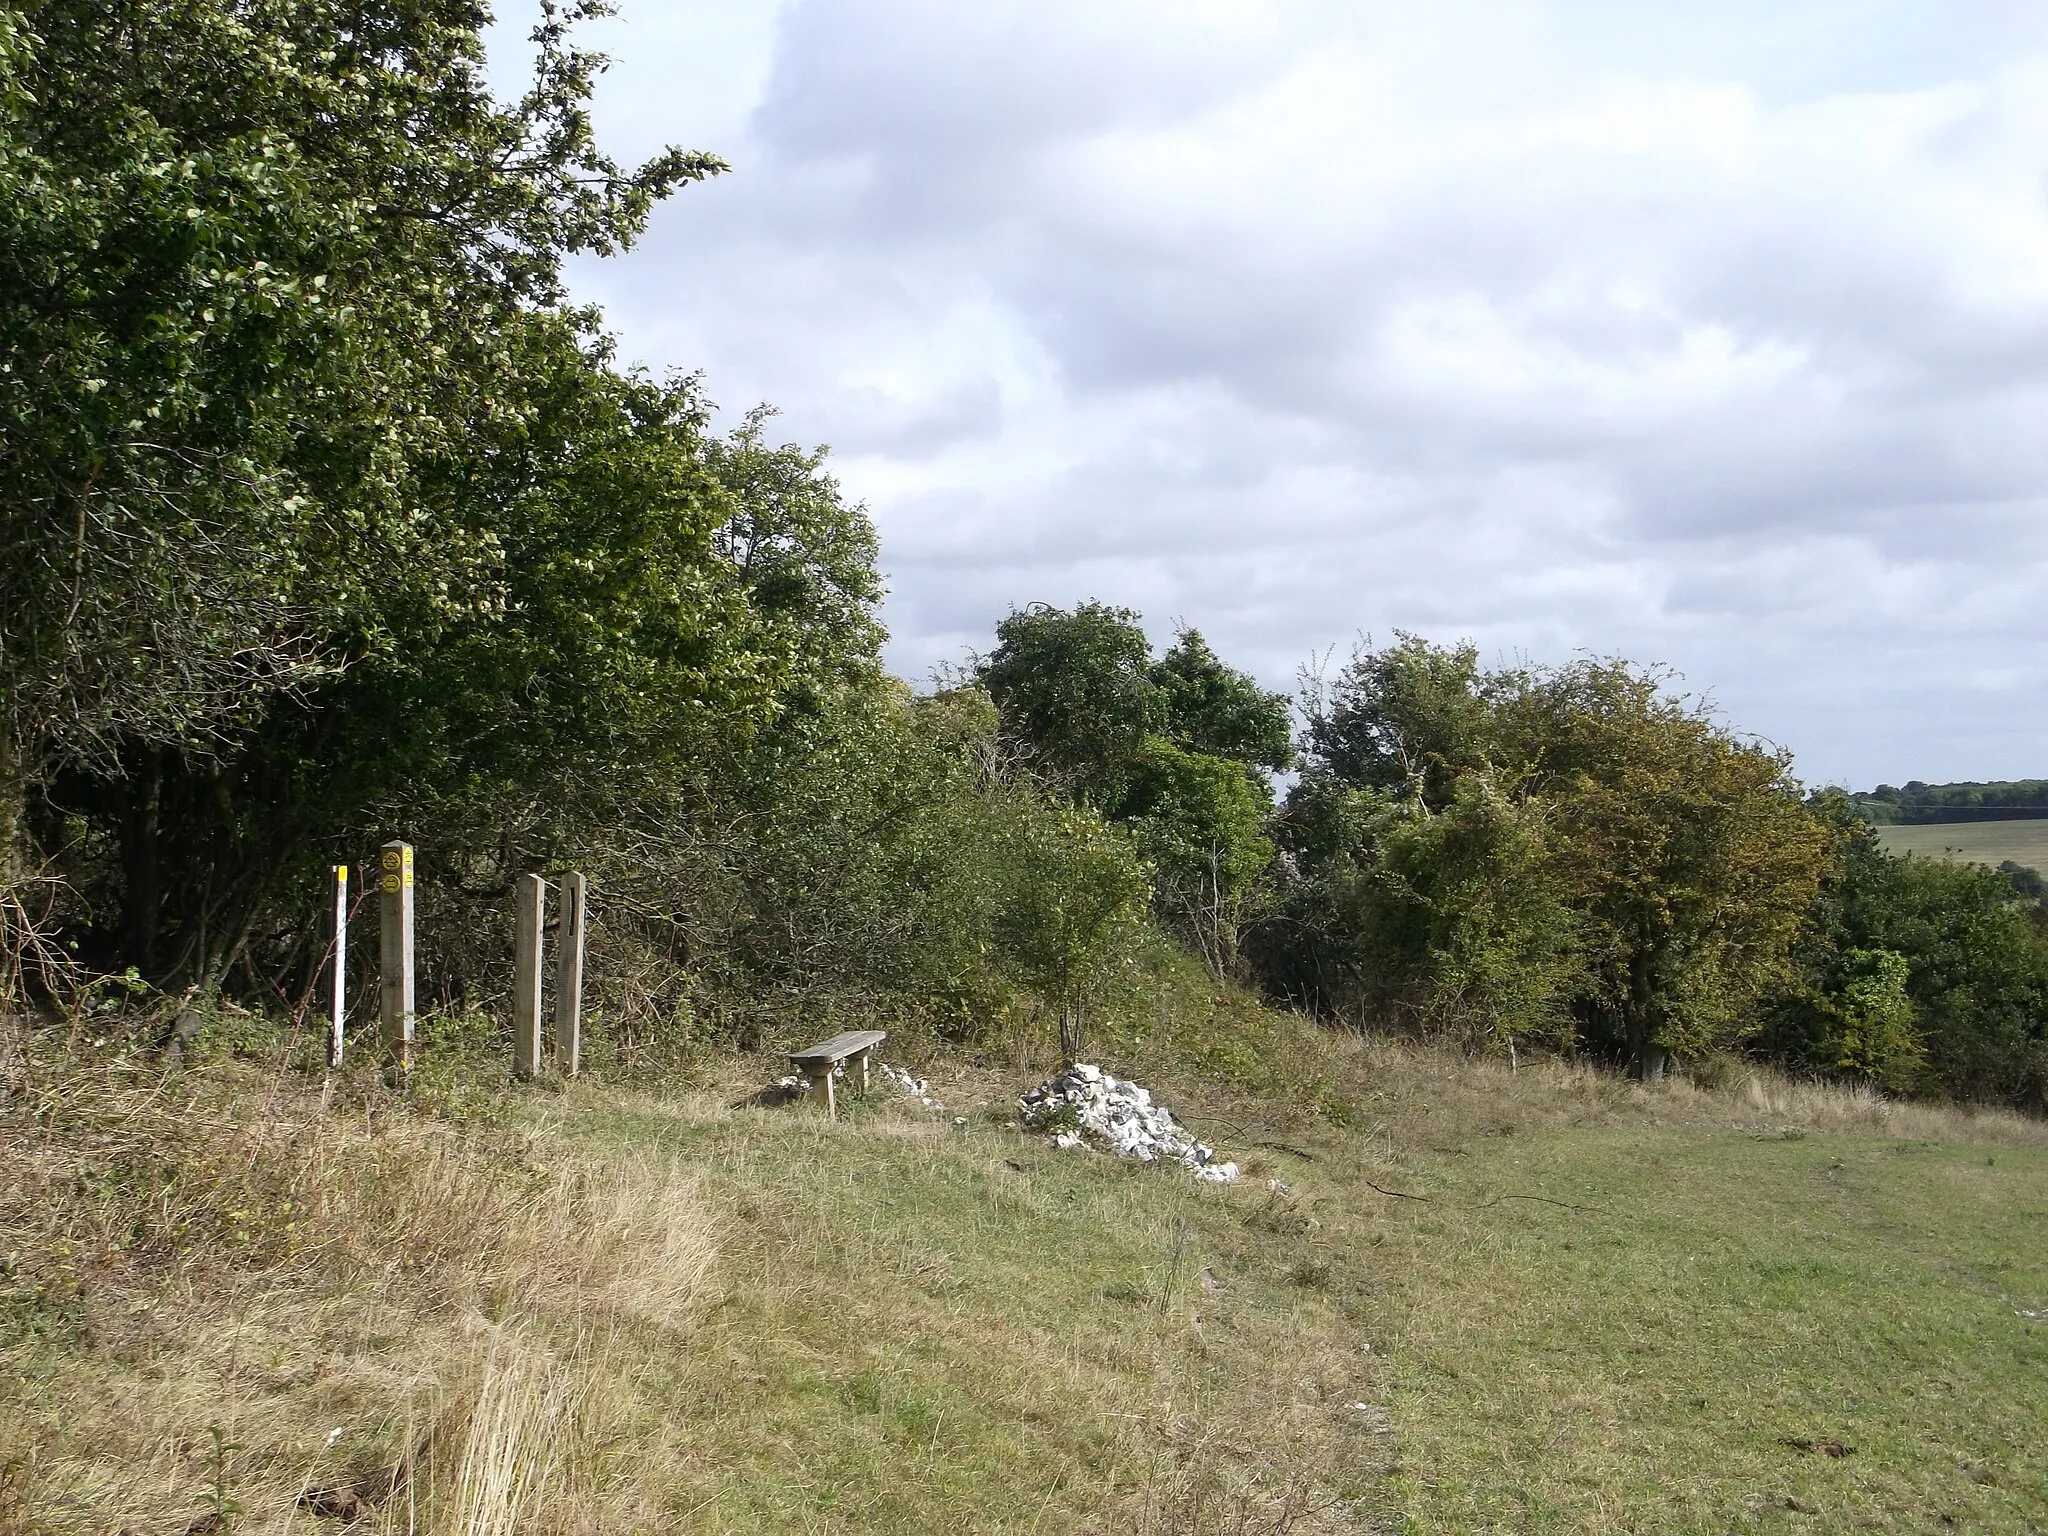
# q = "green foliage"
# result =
<box><xmin>4</xmin><ymin>1</ymin><xmax>905</xmax><ymax>1010</ymax></box>
<box><xmin>2000</xmin><ymin>860</ymin><xmax>2045</xmax><ymax>901</ymax></box>
<box><xmin>1764</xmin><ymin>811</ymin><xmax>2048</xmax><ymax>1107</ymax></box>
<box><xmin>1823</xmin><ymin>949</ymin><xmax>1922</xmax><ymax>1089</ymax></box>
<box><xmin>993</xmin><ymin>800</ymin><xmax>1150</xmax><ymax>1061</ymax></box>
<box><xmin>981</xmin><ymin>604</ymin><xmax>1290</xmax><ymax>795</ymax></box>
<box><xmin>1301</xmin><ymin>632</ymin><xmax>1500</xmax><ymax>806</ymax></box>
<box><xmin>978</xmin><ymin>603</ymin><xmax>1288</xmax><ymax>978</ymax></box>
<box><xmin>1261</xmin><ymin>773</ymin><xmax>1578</xmax><ymax>1050</ymax></box>
<box><xmin>0</xmin><ymin>0</ymin><xmax>724</xmax><ymax>800</ymax></box>
<box><xmin>1513</xmin><ymin>657</ymin><xmax>1831</xmax><ymax>1072</ymax></box>
<box><xmin>1119</xmin><ymin>738</ymin><xmax>1274</xmax><ymax>976</ymax></box>
<box><xmin>1149</xmin><ymin>628</ymin><xmax>1293</xmax><ymax>773</ymax></box>
<box><xmin>1272</xmin><ymin>637</ymin><xmax>1832</xmax><ymax>1074</ymax></box>
<box><xmin>980</xmin><ymin>601</ymin><xmax>1163</xmax><ymax>810</ymax></box>
<box><xmin>550</xmin><ymin>676</ymin><xmax>1150</xmax><ymax>1065</ymax></box>
<box><xmin>1374</xmin><ymin>773</ymin><xmax>1580</xmax><ymax>1048</ymax></box>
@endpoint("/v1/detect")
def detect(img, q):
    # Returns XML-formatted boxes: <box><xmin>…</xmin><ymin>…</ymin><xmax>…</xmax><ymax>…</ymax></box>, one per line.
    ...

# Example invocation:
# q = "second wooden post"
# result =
<box><xmin>513</xmin><ymin>873</ymin><xmax>548</xmax><ymax>1080</ymax></box>
<box><xmin>378</xmin><ymin>840</ymin><xmax>414</xmax><ymax>1070</ymax></box>
<box><xmin>554</xmin><ymin>871</ymin><xmax>587</xmax><ymax>1079</ymax></box>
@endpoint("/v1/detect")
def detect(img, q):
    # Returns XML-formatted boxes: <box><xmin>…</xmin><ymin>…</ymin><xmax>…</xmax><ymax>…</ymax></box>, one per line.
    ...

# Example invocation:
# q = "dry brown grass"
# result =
<box><xmin>1319</xmin><ymin>1037</ymin><xmax>2048</xmax><ymax>1151</ymax></box>
<box><xmin>5</xmin><ymin>1005</ymin><xmax>2042</xmax><ymax>1535</ymax></box>
<box><xmin>0</xmin><ymin>1046</ymin><xmax>718</xmax><ymax>1535</ymax></box>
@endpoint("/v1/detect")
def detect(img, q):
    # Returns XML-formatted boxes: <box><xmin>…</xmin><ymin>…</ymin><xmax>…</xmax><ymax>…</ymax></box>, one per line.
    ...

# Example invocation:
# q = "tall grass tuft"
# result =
<box><xmin>0</xmin><ymin>1043</ymin><xmax>718</xmax><ymax>1534</ymax></box>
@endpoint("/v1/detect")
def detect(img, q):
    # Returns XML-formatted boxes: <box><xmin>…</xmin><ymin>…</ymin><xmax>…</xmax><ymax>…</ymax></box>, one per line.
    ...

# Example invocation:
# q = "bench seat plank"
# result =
<box><xmin>789</xmin><ymin>1029</ymin><xmax>887</xmax><ymax>1065</ymax></box>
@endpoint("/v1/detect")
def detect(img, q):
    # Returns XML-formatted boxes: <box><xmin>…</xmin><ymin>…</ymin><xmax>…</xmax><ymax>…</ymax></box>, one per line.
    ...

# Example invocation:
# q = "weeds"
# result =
<box><xmin>0</xmin><ymin>1046</ymin><xmax>718</xmax><ymax>1535</ymax></box>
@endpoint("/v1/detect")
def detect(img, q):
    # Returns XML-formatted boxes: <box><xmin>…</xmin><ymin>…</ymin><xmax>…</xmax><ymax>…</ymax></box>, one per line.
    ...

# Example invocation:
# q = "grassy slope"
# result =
<box><xmin>1876</xmin><ymin>820</ymin><xmax>2048</xmax><ymax>869</ymax></box>
<box><xmin>5</xmin><ymin>1020</ymin><xmax>2047</xmax><ymax>1535</ymax></box>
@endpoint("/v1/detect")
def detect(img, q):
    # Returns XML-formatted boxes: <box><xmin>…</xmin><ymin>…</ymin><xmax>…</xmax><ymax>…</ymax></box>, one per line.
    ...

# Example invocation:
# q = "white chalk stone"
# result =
<box><xmin>1017</xmin><ymin>1065</ymin><xmax>1242</xmax><ymax>1182</ymax></box>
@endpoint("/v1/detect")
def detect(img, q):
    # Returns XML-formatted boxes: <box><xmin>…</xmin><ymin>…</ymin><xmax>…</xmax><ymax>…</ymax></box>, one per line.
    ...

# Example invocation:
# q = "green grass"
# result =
<box><xmin>546</xmin><ymin>1054</ymin><xmax>2048</xmax><ymax>1534</ymax></box>
<box><xmin>555</xmin><ymin>1082</ymin><xmax>1373</xmax><ymax>1533</ymax></box>
<box><xmin>1364</xmin><ymin>1127</ymin><xmax>2048</xmax><ymax>1532</ymax></box>
<box><xmin>6</xmin><ymin>1032</ymin><xmax>2047</xmax><ymax>1533</ymax></box>
<box><xmin>1876</xmin><ymin>819</ymin><xmax>2048</xmax><ymax>870</ymax></box>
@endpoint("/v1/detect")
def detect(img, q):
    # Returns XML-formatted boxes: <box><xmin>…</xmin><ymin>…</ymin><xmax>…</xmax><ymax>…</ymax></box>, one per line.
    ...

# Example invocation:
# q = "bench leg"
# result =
<box><xmin>858</xmin><ymin>1049</ymin><xmax>871</xmax><ymax>1096</ymax></box>
<box><xmin>798</xmin><ymin>1062</ymin><xmax>835</xmax><ymax>1119</ymax></box>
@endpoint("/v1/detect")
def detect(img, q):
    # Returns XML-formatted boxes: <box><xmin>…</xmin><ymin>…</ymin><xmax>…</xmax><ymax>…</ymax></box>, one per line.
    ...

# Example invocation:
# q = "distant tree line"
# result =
<box><xmin>1851</xmin><ymin>781</ymin><xmax>2048</xmax><ymax>824</ymax></box>
<box><xmin>3</xmin><ymin>0</ymin><xmax>2044</xmax><ymax>1112</ymax></box>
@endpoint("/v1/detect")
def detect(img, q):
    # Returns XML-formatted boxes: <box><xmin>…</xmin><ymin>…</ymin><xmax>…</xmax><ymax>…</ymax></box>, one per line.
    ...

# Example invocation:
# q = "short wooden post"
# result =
<box><xmin>329</xmin><ymin>863</ymin><xmax>348</xmax><ymax>1069</ymax></box>
<box><xmin>512</xmin><ymin>873</ymin><xmax>547</xmax><ymax>1080</ymax></box>
<box><xmin>378</xmin><ymin>840</ymin><xmax>415</xmax><ymax>1068</ymax></box>
<box><xmin>553</xmin><ymin>871</ymin><xmax>587</xmax><ymax>1078</ymax></box>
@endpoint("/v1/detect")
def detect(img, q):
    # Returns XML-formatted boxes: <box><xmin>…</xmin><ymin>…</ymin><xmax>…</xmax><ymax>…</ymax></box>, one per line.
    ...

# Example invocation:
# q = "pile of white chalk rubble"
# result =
<box><xmin>877</xmin><ymin>1062</ymin><xmax>952</xmax><ymax>1117</ymax></box>
<box><xmin>1020</xmin><ymin>1064</ymin><xmax>1239</xmax><ymax>1182</ymax></box>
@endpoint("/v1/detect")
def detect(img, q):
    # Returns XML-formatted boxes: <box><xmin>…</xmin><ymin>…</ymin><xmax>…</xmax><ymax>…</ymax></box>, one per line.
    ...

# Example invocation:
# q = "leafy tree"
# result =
<box><xmin>1120</xmin><ymin>738</ymin><xmax>1274</xmax><ymax>976</ymax></box>
<box><xmin>1375</xmin><ymin>773</ymin><xmax>1579</xmax><ymax>1050</ymax></box>
<box><xmin>1301</xmin><ymin>632</ymin><xmax>1504</xmax><ymax>808</ymax></box>
<box><xmin>1783</xmin><ymin>947</ymin><xmax>1923</xmax><ymax>1091</ymax></box>
<box><xmin>0</xmin><ymin>0</ymin><xmax>727</xmax><ymax>986</ymax></box>
<box><xmin>1508</xmin><ymin>659</ymin><xmax>1831</xmax><ymax>1078</ymax></box>
<box><xmin>1763</xmin><ymin>809</ymin><xmax>2048</xmax><ymax>1106</ymax></box>
<box><xmin>980</xmin><ymin>602</ymin><xmax>1163</xmax><ymax>809</ymax></box>
<box><xmin>1275</xmin><ymin>638</ymin><xmax>1832</xmax><ymax>1077</ymax></box>
<box><xmin>2000</xmin><ymin>860</ymin><xmax>2045</xmax><ymax>902</ymax></box>
<box><xmin>1264</xmin><ymin>771</ymin><xmax>1576</xmax><ymax>1049</ymax></box>
<box><xmin>704</xmin><ymin>406</ymin><xmax>887</xmax><ymax>734</ymax></box>
<box><xmin>995</xmin><ymin>802</ymin><xmax>1150</xmax><ymax>1062</ymax></box>
<box><xmin>1151</xmin><ymin>628</ymin><xmax>1292</xmax><ymax>773</ymax></box>
<box><xmin>981</xmin><ymin>604</ymin><xmax>1291</xmax><ymax>977</ymax></box>
<box><xmin>0</xmin><ymin>0</ymin><xmax>722</xmax><ymax>818</ymax></box>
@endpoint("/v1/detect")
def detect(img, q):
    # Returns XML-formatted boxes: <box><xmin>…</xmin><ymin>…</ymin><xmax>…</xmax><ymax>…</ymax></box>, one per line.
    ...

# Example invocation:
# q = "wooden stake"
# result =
<box><xmin>378</xmin><ymin>840</ymin><xmax>415</xmax><ymax>1069</ymax></box>
<box><xmin>513</xmin><ymin>873</ymin><xmax>547</xmax><ymax>1080</ymax></box>
<box><xmin>554</xmin><ymin>871</ymin><xmax>587</xmax><ymax>1078</ymax></box>
<box><xmin>329</xmin><ymin>863</ymin><xmax>348</xmax><ymax>1069</ymax></box>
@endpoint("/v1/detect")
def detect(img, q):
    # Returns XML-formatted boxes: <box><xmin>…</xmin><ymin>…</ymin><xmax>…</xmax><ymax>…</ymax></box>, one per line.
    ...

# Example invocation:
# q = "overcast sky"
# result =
<box><xmin>488</xmin><ymin>0</ymin><xmax>2048</xmax><ymax>789</ymax></box>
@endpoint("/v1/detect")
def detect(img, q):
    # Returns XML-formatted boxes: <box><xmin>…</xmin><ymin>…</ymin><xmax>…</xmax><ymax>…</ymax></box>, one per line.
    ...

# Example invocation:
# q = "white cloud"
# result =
<box><xmin>490</xmin><ymin>0</ymin><xmax>2048</xmax><ymax>786</ymax></box>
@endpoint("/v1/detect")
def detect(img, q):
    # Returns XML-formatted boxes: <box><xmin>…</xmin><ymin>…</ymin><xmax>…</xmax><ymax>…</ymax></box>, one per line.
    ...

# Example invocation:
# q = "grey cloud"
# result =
<box><xmin>551</xmin><ymin>0</ymin><xmax>2048</xmax><ymax>786</ymax></box>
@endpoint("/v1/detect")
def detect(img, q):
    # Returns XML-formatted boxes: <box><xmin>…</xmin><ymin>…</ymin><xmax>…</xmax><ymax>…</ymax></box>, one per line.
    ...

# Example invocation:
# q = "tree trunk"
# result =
<box><xmin>0</xmin><ymin>718</ymin><xmax>21</xmax><ymax>895</ymax></box>
<box><xmin>0</xmin><ymin>720</ymin><xmax>25</xmax><ymax>1015</ymax></box>
<box><xmin>120</xmin><ymin>745</ymin><xmax>163</xmax><ymax>976</ymax></box>
<box><xmin>1624</xmin><ymin>946</ymin><xmax>1667</xmax><ymax>1082</ymax></box>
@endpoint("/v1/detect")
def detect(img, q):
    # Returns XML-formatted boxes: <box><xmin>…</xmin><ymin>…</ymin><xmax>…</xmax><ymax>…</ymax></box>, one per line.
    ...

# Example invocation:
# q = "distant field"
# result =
<box><xmin>1876</xmin><ymin>819</ymin><xmax>2048</xmax><ymax>870</ymax></box>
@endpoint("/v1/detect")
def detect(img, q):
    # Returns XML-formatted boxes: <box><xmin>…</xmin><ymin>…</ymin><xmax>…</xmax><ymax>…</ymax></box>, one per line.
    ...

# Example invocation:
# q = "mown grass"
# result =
<box><xmin>1875</xmin><ymin>819</ymin><xmax>2048</xmax><ymax>869</ymax></box>
<box><xmin>3</xmin><ymin>1010</ymin><xmax>2045</xmax><ymax>1534</ymax></box>
<box><xmin>1364</xmin><ymin>1127</ymin><xmax>2048</xmax><ymax>1531</ymax></box>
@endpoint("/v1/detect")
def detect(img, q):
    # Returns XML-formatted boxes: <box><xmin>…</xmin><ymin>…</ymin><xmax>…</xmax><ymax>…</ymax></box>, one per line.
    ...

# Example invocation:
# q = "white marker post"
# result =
<box><xmin>554</xmin><ymin>872</ymin><xmax>587</xmax><ymax>1079</ymax></box>
<box><xmin>329</xmin><ymin>863</ymin><xmax>348</xmax><ymax>1069</ymax></box>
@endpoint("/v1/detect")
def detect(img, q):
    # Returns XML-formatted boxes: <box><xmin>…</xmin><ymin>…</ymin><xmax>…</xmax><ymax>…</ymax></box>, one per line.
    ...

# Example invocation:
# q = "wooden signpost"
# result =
<box><xmin>512</xmin><ymin>873</ymin><xmax>547</xmax><ymax>1080</ymax></box>
<box><xmin>379</xmin><ymin>839</ymin><xmax>415</xmax><ymax>1069</ymax></box>
<box><xmin>554</xmin><ymin>871</ymin><xmax>587</xmax><ymax>1079</ymax></box>
<box><xmin>356</xmin><ymin>856</ymin><xmax>588</xmax><ymax>1084</ymax></box>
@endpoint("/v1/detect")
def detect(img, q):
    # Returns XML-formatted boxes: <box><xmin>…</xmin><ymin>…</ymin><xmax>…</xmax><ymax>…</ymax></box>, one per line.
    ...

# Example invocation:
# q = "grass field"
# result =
<box><xmin>1876</xmin><ymin>819</ymin><xmax>2048</xmax><ymax>870</ymax></box>
<box><xmin>5</xmin><ymin>1024</ymin><xmax>2047</xmax><ymax>1534</ymax></box>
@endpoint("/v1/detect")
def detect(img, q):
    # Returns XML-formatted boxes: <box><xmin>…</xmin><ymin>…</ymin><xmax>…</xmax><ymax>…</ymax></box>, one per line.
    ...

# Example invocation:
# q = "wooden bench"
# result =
<box><xmin>788</xmin><ymin>1029</ymin><xmax>888</xmax><ymax>1118</ymax></box>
